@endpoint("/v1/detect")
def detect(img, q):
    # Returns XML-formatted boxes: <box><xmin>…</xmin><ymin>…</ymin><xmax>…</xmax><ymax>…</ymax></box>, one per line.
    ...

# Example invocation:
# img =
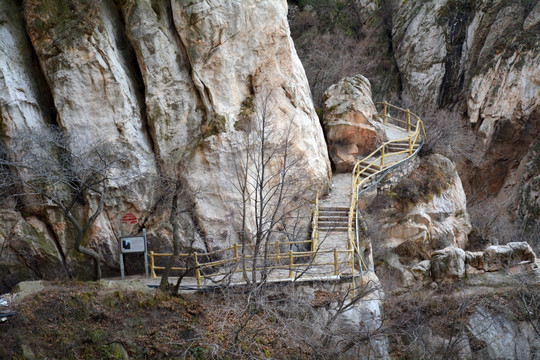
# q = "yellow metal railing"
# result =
<box><xmin>348</xmin><ymin>102</ymin><xmax>425</xmax><ymax>270</ymax></box>
<box><xmin>149</xmin><ymin>238</ymin><xmax>356</xmax><ymax>287</ymax></box>
<box><xmin>311</xmin><ymin>191</ymin><xmax>320</xmax><ymax>251</ymax></box>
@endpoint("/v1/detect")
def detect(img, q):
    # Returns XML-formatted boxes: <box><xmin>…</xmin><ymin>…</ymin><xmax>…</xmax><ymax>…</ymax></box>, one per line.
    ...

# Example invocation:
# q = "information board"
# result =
<box><xmin>120</xmin><ymin>236</ymin><xmax>146</xmax><ymax>253</ymax></box>
<box><xmin>118</xmin><ymin>229</ymin><xmax>149</xmax><ymax>279</ymax></box>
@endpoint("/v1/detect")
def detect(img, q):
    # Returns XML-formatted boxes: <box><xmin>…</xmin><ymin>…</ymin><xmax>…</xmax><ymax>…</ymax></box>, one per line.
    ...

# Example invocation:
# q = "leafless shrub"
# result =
<box><xmin>418</xmin><ymin>107</ymin><xmax>481</xmax><ymax>167</ymax></box>
<box><xmin>199</xmin><ymin>279</ymin><xmax>385</xmax><ymax>359</ymax></box>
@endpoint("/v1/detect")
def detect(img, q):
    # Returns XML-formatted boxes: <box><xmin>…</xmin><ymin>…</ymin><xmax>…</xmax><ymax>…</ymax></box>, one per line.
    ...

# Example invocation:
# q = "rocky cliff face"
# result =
<box><xmin>0</xmin><ymin>0</ymin><xmax>331</xmax><ymax>287</ymax></box>
<box><xmin>392</xmin><ymin>0</ymin><xmax>540</xmax><ymax>223</ymax></box>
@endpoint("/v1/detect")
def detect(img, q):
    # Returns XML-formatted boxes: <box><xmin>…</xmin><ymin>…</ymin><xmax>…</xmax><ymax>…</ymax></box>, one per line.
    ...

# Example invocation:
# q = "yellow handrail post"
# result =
<box><xmin>407</xmin><ymin>109</ymin><xmax>411</xmax><ymax>132</ymax></box>
<box><xmin>409</xmin><ymin>137</ymin><xmax>413</xmax><ymax>155</ymax></box>
<box><xmin>380</xmin><ymin>146</ymin><xmax>385</xmax><ymax>168</ymax></box>
<box><xmin>194</xmin><ymin>252</ymin><xmax>201</xmax><ymax>288</ymax></box>
<box><xmin>311</xmin><ymin>191</ymin><xmax>319</xmax><ymax>252</ymax></box>
<box><xmin>233</xmin><ymin>243</ymin><xmax>239</xmax><ymax>275</ymax></box>
<box><xmin>383</xmin><ymin>101</ymin><xmax>387</xmax><ymax>123</ymax></box>
<box><xmin>149</xmin><ymin>251</ymin><xmax>157</xmax><ymax>278</ymax></box>
<box><xmin>288</xmin><ymin>250</ymin><xmax>293</xmax><ymax>278</ymax></box>
<box><xmin>334</xmin><ymin>249</ymin><xmax>339</xmax><ymax>275</ymax></box>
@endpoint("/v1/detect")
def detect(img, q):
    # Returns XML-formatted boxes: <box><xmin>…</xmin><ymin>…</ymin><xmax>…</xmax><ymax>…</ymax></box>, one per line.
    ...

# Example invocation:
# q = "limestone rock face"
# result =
<box><xmin>118</xmin><ymin>1</ymin><xmax>205</xmax><ymax>166</ymax></box>
<box><xmin>170</xmin><ymin>0</ymin><xmax>331</xmax><ymax>248</ymax></box>
<box><xmin>466</xmin><ymin>306</ymin><xmax>538</xmax><ymax>360</ymax></box>
<box><xmin>0</xmin><ymin>0</ymin><xmax>52</xmax><ymax>137</ymax></box>
<box><xmin>0</xmin><ymin>0</ymin><xmax>331</xmax><ymax>287</ymax></box>
<box><xmin>381</xmin><ymin>154</ymin><xmax>471</xmax><ymax>251</ymax></box>
<box><xmin>370</xmin><ymin>154</ymin><xmax>471</xmax><ymax>287</ymax></box>
<box><xmin>322</xmin><ymin>75</ymin><xmax>385</xmax><ymax>172</ymax></box>
<box><xmin>392</xmin><ymin>0</ymin><xmax>447</xmax><ymax>109</ymax></box>
<box><xmin>391</xmin><ymin>0</ymin><xmax>540</xmax><ymax>204</ymax></box>
<box><xmin>518</xmin><ymin>136</ymin><xmax>540</xmax><ymax>234</ymax></box>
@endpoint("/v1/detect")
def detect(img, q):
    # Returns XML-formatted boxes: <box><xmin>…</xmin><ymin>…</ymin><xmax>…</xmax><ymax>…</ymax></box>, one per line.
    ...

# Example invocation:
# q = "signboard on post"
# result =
<box><xmin>118</xmin><ymin>228</ymin><xmax>148</xmax><ymax>280</ymax></box>
<box><xmin>121</xmin><ymin>236</ymin><xmax>145</xmax><ymax>253</ymax></box>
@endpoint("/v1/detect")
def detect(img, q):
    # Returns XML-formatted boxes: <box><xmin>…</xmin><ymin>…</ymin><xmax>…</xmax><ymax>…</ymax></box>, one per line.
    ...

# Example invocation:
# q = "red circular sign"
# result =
<box><xmin>122</xmin><ymin>213</ymin><xmax>137</xmax><ymax>225</ymax></box>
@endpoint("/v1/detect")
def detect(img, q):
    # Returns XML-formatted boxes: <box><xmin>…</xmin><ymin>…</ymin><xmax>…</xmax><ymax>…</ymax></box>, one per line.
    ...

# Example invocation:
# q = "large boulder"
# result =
<box><xmin>382</xmin><ymin>155</ymin><xmax>471</xmax><ymax>251</ymax></box>
<box><xmin>322</xmin><ymin>75</ymin><xmax>386</xmax><ymax>172</ymax></box>
<box><xmin>482</xmin><ymin>242</ymin><xmax>536</xmax><ymax>272</ymax></box>
<box><xmin>430</xmin><ymin>246</ymin><xmax>466</xmax><ymax>283</ymax></box>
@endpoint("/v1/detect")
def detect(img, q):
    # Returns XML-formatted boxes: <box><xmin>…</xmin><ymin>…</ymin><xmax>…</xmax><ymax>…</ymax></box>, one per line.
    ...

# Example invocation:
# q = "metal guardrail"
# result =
<box><xmin>347</xmin><ymin>102</ymin><xmax>425</xmax><ymax>271</ymax></box>
<box><xmin>148</xmin><ymin>238</ymin><xmax>356</xmax><ymax>288</ymax></box>
<box><xmin>311</xmin><ymin>191</ymin><xmax>320</xmax><ymax>251</ymax></box>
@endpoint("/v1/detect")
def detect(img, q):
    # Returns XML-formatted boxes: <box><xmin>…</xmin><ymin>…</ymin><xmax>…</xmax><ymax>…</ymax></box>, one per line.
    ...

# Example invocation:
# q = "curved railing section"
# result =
<box><xmin>348</xmin><ymin>102</ymin><xmax>425</xmax><ymax>271</ymax></box>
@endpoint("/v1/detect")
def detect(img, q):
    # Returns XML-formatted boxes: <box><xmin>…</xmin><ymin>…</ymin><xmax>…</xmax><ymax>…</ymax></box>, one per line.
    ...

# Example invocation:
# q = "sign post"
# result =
<box><xmin>118</xmin><ymin>212</ymin><xmax>148</xmax><ymax>279</ymax></box>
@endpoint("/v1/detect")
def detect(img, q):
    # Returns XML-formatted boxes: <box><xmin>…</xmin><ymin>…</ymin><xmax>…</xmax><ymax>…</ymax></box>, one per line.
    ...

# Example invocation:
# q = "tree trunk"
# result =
<box><xmin>74</xmin><ymin>230</ymin><xmax>102</xmax><ymax>280</ymax></box>
<box><xmin>160</xmin><ymin>182</ymin><xmax>181</xmax><ymax>291</ymax></box>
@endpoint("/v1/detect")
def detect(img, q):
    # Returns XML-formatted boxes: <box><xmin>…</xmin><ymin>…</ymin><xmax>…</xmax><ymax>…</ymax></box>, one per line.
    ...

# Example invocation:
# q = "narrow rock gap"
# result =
<box><xmin>168</xmin><ymin>1</ymin><xmax>212</xmax><ymax>121</ymax></box>
<box><xmin>17</xmin><ymin>0</ymin><xmax>59</xmax><ymax>128</ymax></box>
<box><xmin>42</xmin><ymin>218</ymin><xmax>72</xmax><ymax>279</ymax></box>
<box><xmin>109</xmin><ymin>0</ymin><xmax>158</xmax><ymax>158</ymax></box>
<box><xmin>438</xmin><ymin>8</ymin><xmax>473</xmax><ymax>108</ymax></box>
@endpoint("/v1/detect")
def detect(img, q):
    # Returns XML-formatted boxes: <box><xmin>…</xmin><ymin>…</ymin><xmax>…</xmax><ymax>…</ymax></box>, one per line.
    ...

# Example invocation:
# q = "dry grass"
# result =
<box><xmin>0</xmin><ymin>282</ymin><xmax>309</xmax><ymax>359</ymax></box>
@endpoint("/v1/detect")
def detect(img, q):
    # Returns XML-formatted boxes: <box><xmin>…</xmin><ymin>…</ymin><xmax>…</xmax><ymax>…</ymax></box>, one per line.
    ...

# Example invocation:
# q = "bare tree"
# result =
<box><xmin>157</xmin><ymin>170</ymin><xmax>202</xmax><ymax>294</ymax></box>
<box><xmin>0</xmin><ymin>126</ymin><xmax>130</xmax><ymax>280</ymax></box>
<box><xmin>232</xmin><ymin>92</ymin><xmax>309</xmax><ymax>284</ymax></box>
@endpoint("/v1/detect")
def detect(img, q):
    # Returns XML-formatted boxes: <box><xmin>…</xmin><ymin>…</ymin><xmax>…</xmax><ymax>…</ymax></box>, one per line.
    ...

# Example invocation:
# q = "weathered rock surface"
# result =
<box><xmin>391</xmin><ymin>0</ymin><xmax>540</xmax><ymax>212</ymax></box>
<box><xmin>392</xmin><ymin>0</ymin><xmax>447</xmax><ymax>109</ymax></box>
<box><xmin>519</xmin><ymin>135</ymin><xmax>540</xmax><ymax>234</ymax></box>
<box><xmin>466</xmin><ymin>306</ymin><xmax>539</xmax><ymax>360</ymax></box>
<box><xmin>170</xmin><ymin>0</ymin><xmax>331</xmax><ymax>250</ymax></box>
<box><xmin>322</xmin><ymin>74</ymin><xmax>385</xmax><ymax>172</ymax></box>
<box><xmin>482</xmin><ymin>242</ymin><xmax>537</xmax><ymax>272</ymax></box>
<box><xmin>430</xmin><ymin>246</ymin><xmax>466</xmax><ymax>283</ymax></box>
<box><xmin>370</xmin><ymin>154</ymin><xmax>471</xmax><ymax>286</ymax></box>
<box><xmin>378</xmin><ymin>154</ymin><xmax>471</xmax><ymax>250</ymax></box>
<box><xmin>412</xmin><ymin>242</ymin><xmax>537</xmax><ymax>284</ymax></box>
<box><xmin>0</xmin><ymin>0</ymin><xmax>52</xmax><ymax>137</ymax></box>
<box><xmin>0</xmin><ymin>0</ymin><xmax>331</xmax><ymax>287</ymax></box>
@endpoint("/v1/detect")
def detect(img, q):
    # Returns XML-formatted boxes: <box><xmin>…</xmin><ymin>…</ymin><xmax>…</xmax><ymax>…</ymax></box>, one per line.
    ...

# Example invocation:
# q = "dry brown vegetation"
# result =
<box><xmin>0</xmin><ymin>280</ymin><xmax>380</xmax><ymax>359</ymax></box>
<box><xmin>0</xmin><ymin>282</ymin><xmax>309</xmax><ymax>359</ymax></box>
<box><xmin>3</xmin><ymin>278</ymin><xmax>539</xmax><ymax>359</ymax></box>
<box><xmin>288</xmin><ymin>1</ymin><xmax>400</xmax><ymax>109</ymax></box>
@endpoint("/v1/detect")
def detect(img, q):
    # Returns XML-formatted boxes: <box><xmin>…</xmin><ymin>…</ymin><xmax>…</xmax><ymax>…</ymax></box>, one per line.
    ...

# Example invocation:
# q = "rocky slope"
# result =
<box><xmin>290</xmin><ymin>0</ymin><xmax>540</xmax><ymax>242</ymax></box>
<box><xmin>391</xmin><ymin>0</ymin><xmax>540</xmax><ymax>229</ymax></box>
<box><xmin>0</xmin><ymin>0</ymin><xmax>331</xmax><ymax>288</ymax></box>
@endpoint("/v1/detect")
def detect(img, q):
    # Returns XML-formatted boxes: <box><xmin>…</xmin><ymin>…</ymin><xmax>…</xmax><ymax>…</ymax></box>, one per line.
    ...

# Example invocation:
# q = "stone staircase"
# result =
<box><xmin>312</xmin><ymin>173</ymin><xmax>354</xmax><ymax>275</ymax></box>
<box><xmin>317</xmin><ymin>207</ymin><xmax>349</xmax><ymax>232</ymax></box>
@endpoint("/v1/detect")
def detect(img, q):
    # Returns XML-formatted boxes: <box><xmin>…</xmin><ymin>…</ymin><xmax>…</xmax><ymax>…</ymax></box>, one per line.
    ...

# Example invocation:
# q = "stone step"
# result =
<box><xmin>386</xmin><ymin>144</ymin><xmax>420</xmax><ymax>152</ymax></box>
<box><xmin>318</xmin><ymin>227</ymin><xmax>349</xmax><ymax>232</ymax></box>
<box><xmin>318</xmin><ymin>216</ymin><xmax>349</xmax><ymax>221</ymax></box>
<box><xmin>319</xmin><ymin>222</ymin><xmax>349</xmax><ymax>227</ymax></box>
<box><xmin>319</xmin><ymin>206</ymin><xmax>349</xmax><ymax>211</ymax></box>
<box><xmin>387</xmin><ymin>142</ymin><xmax>420</xmax><ymax>149</ymax></box>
